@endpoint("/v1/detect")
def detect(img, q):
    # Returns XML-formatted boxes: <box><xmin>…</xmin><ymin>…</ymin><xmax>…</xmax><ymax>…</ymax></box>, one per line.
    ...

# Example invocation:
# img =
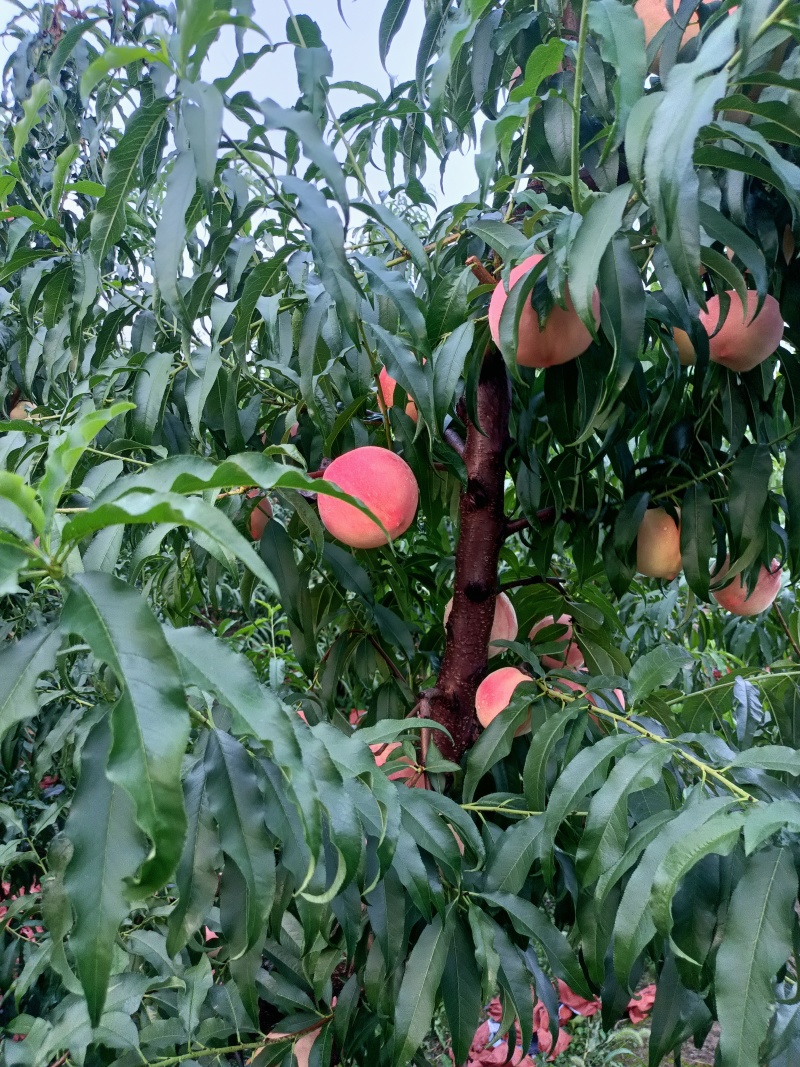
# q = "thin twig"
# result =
<box><xmin>774</xmin><ymin>602</ymin><xmax>800</xmax><ymax>658</ymax></box>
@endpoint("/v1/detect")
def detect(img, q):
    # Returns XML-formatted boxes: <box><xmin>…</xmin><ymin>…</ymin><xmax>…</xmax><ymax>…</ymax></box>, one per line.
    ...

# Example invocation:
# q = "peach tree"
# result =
<box><xmin>2</xmin><ymin>1</ymin><xmax>800</xmax><ymax>1065</ymax></box>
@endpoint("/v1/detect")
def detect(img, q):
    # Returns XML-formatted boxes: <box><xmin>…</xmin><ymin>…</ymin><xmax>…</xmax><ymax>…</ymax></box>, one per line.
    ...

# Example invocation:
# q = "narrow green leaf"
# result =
<box><xmin>716</xmin><ymin>848</ymin><xmax>797</xmax><ymax>1067</ymax></box>
<box><xmin>154</xmin><ymin>149</ymin><xmax>197</xmax><ymax>315</ymax></box>
<box><xmin>523</xmin><ymin>704</ymin><xmax>584</xmax><ymax>811</ymax></box>
<box><xmin>729</xmin><ymin>746</ymin><xmax>800</xmax><ymax>775</ymax></box>
<box><xmin>13</xmin><ymin>80</ymin><xmax>51</xmax><ymax>160</ymax></box>
<box><xmin>0</xmin><ymin>625</ymin><xmax>60</xmax><ymax>744</ymax></box>
<box><xmin>568</xmin><ymin>183</ymin><xmax>631</xmax><ymax>330</ymax></box>
<box><xmin>231</xmin><ymin>247</ymin><xmax>292</xmax><ymax>357</ymax></box>
<box><xmin>540</xmin><ymin>734</ymin><xmax>633</xmax><ymax>884</ymax></box>
<box><xmin>442</xmin><ymin>916</ymin><xmax>482</xmax><ymax>1066</ymax></box>
<box><xmin>576</xmin><ymin>745</ymin><xmax>671</xmax><ymax>884</ymax></box>
<box><xmin>166</xmin><ymin>759</ymin><xmax>220</xmax><ymax>957</ymax></box>
<box><xmin>61</xmin><ymin>573</ymin><xmax>190</xmax><ymax>894</ymax></box>
<box><xmin>90</xmin><ymin>98</ymin><xmax>172</xmax><ymax>265</ymax></box>
<box><xmin>744</xmin><ymin>800</ymin><xmax>800</xmax><ymax>856</ymax></box>
<box><xmin>433</xmin><ymin>321</ymin><xmax>474</xmax><ymax>426</ymax></box>
<box><xmin>64</xmin><ymin>716</ymin><xmax>148</xmax><ymax>1025</ymax></box>
<box><xmin>727</xmin><ymin>443</ymin><xmax>772</xmax><ymax>568</ymax></box>
<box><xmin>393</xmin><ymin>910</ymin><xmax>452</xmax><ymax>1067</ymax></box>
<box><xmin>484</xmin><ymin>816</ymin><xmax>545</xmax><ymax>896</ymax></box>
<box><xmin>260</xmin><ymin>100</ymin><xmax>348</xmax><ymax>206</ymax></box>
<box><xmin>588</xmin><ymin>0</ymin><xmax>646</xmax><ymax>152</ymax></box>
<box><xmin>681</xmin><ymin>483</ymin><xmax>713</xmax><ymax>601</ymax></box>
<box><xmin>204</xmin><ymin>730</ymin><xmax>276</xmax><ymax>958</ymax></box>
<box><xmin>379</xmin><ymin>0</ymin><xmax>411</xmax><ymax>69</ymax></box>
<box><xmin>629</xmin><ymin>646</ymin><xmax>692</xmax><ymax>703</ymax></box>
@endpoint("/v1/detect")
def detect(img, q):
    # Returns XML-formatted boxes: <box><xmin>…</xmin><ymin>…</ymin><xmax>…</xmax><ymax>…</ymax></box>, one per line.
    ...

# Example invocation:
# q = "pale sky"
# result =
<box><xmin>0</xmin><ymin>0</ymin><xmax>479</xmax><ymax>205</ymax></box>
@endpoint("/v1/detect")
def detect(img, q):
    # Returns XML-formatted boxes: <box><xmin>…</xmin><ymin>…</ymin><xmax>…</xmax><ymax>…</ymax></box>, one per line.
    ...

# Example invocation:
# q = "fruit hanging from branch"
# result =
<box><xmin>488</xmin><ymin>254</ymin><xmax>600</xmax><ymax>368</ymax></box>
<box><xmin>637</xmin><ymin>508</ymin><xmax>682</xmax><ymax>580</ymax></box>
<box><xmin>712</xmin><ymin>559</ymin><xmax>783</xmax><ymax>616</ymax></box>
<box><xmin>318</xmin><ymin>446</ymin><xmax>419</xmax><ymax>549</ymax></box>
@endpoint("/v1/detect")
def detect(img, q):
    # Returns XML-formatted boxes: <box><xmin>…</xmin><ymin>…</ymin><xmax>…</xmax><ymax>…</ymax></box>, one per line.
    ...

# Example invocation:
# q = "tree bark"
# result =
<box><xmin>429</xmin><ymin>346</ymin><xmax>511</xmax><ymax>762</ymax></box>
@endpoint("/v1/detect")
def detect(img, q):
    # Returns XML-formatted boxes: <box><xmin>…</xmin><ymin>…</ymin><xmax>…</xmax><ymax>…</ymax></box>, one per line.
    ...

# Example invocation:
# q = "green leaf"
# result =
<box><xmin>80</xmin><ymin>45</ymin><xmax>169</xmax><ymax>100</ymax></box>
<box><xmin>393</xmin><ymin>910</ymin><xmax>452</xmax><ymax>1067</ymax></box>
<box><xmin>182</xmin><ymin>81</ymin><xmax>224</xmax><ymax>194</ymax></box>
<box><xmin>433</xmin><ymin>321</ymin><xmax>474</xmax><ymax>427</ymax></box>
<box><xmin>184</xmin><ymin>346</ymin><xmax>222</xmax><ymax>438</ymax></box>
<box><xmin>726</xmin><ymin>443</ymin><xmax>772</xmax><ymax>571</ymax></box>
<box><xmin>540</xmin><ymin>733</ymin><xmax>633</xmax><ymax>884</ymax></box>
<box><xmin>0</xmin><ymin>471</ymin><xmax>46</xmax><ymax>534</ymax></box>
<box><xmin>507</xmin><ymin>38</ymin><xmax>566</xmax><ymax>104</ymax></box>
<box><xmin>613</xmin><ymin>797</ymin><xmax>733</xmax><ymax>987</ymax></box>
<box><xmin>281</xmin><ymin>176</ymin><xmax>362</xmax><ymax>342</ymax></box>
<box><xmin>442</xmin><ymin>916</ymin><xmax>482</xmax><ymax>1066</ymax></box>
<box><xmin>261</xmin><ymin>101</ymin><xmax>348</xmax><ymax>206</ymax></box>
<box><xmin>482</xmin><ymin>891</ymin><xmax>593</xmax><ymax>999</ymax></box>
<box><xmin>629</xmin><ymin>646</ymin><xmax>692</xmax><ymax>702</ymax></box>
<box><xmin>61</xmin><ymin>573</ymin><xmax>190</xmax><ymax>894</ymax></box>
<box><xmin>51</xmin><ymin>143</ymin><xmax>79</xmax><ymax>217</ymax></box>
<box><xmin>379</xmin><ymin>0</ymin><xmax>411</xmax><ymax>69</ymax></box>
<box><xmin>588</xmin><ymin>0</ymin><xmax>646</xmax><ymax>152</ymax></box>
<box><xmin>644</xmin><ymin>26</ymin><xmax>735</xmax><ymax>296</ymax></box>
<box><xmin>132</xmin><ymin>351</ymin><xmax>173</xmax><ymax>444</ymax></box>
<box><xmin>166</xmin><ymin>759</ymin><xmax>220</xmax><ymax>957</ymax></box>
<box><xmin>483</xmin><ymin>816</ymin><xmax>546</xmax><ymax>898</ymax></box>
<box><xmin>204</xmin><ymin>730</ymin><xmax>276</xmax><ymax>958</ymax></box>
<box><xmin>462</xmin><ymin>694</ymin><xmax>534</xmax><ymax>803</ymax></box>
<box><xmin>523</xmin><ymin>704</ymin><xmax>584</xmax><ymax>811</ymax></box>
<box><xmin>231</xmin><ymin>247</ymin><xmax>292</xmax><ymax>357</ymax></box>
<box><xmin>650</xmin><ymin>810</ymin><xmax>746</xmax><ymax>940</ymax></box>
<box><xmin>680</xmin><ymin>483</ymin><xmax>713</xmax><ymax>601</ymax></box>
<box><xmin>0</xmin><ymin>625</ymin><xmax>61</xmax><ymax>744</ymax></box>
<box><xmin>743</xmin><ymin>800</ymin><xmax>800</xmax><ymax>856</ymax></box>
<box><xmin>729</xmin><ymin>746</ymin><xmax>800</xmax><ymax>775</ymax></box>
<box><xmin>576</xmin><ymin>745</ymin><xmax>671</xmax><ymax>884</ymax></box>
<box><xmin>647</xmin><ymin>953</ymin><xmax>712</xmax><ymax>1067</ymax></box>
<box><xmin>64</xmin><ymin>716</ymin><xmax>148</xmax><ymax>1026</ymax></box>
<box><xmin>784</xmin><ymin>436</ymin><xmax>800</xmax><ymax>577</ymax></box>
<box><xmin>568</xmin><ymin>183</ymin><xmax>631</xmax><ymax>330</ymax></box>
<box><xmin>90</xmin><ymin>98</ymin><xmax>172</xmax><ymax>265</ymax></box>
<box><xmin>716</xmin><ymin>848</ymin><xmax>797</xmax><ymax>1067</ymax></box>
<box><xmin>14</xmin><ymin>79</ymin><xmax>51</xmax><ymax>160</ymax></box>
<box><xmin>61</xmin><ymin>490</ymin><xmax>279</xmax><ymax>594</ymax></box>
<box><xmin>154</xmin><ymin>149</ymin><xmax>197</xmax><ymax>315</ymax></box>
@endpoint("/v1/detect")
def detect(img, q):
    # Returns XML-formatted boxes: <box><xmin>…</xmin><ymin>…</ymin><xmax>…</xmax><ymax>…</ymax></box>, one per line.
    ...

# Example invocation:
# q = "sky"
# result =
<box><xmin>0</xmin><ymin>0</ymin><xmax>480</xmax><ymax>206</ymax></box>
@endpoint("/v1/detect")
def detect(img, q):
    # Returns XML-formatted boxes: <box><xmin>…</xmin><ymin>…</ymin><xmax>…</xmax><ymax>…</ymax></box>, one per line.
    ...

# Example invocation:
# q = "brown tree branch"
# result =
<box><xmin>428</xmin><ymin>346</ymin><xmax>511</xmax><ymax>762</ymax></box>
<box><xmin>444</xmin><ymin>426</ymin><xmax>466</xmax><ymax>458</ymax></box>
<box><xmin>466</xmin><ymin>255</ymin><xmax>498</xmax><ymax>287</ymax></box>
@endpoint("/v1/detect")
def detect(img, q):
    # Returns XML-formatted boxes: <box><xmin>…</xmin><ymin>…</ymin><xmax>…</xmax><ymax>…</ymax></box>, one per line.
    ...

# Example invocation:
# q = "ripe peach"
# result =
<box><xmin>488</xmin><ymin>254</ymin><xmax>600</xmax><ymax>369</ymax></box>
<box><xmin>673</xmin><ymin>328</ymin><xmax>696</xmax><ymax>366</ymax></box>
<box><xmin>443</xmin><ymin>591</ymin><xmax>518</xmax><ymax>657</ymax></box>
<box><xmin>700</xmin><ymin>291</ymin><xmax>784</xmax><ymax>373</ymax></box>
<box><xmin>378</xmin><ymin>366</ymin><xmax>418</xmax><ymax>422</ymax></box>
<box><xmin>529</xmin><ymin>614</ymin><xmax>584</xmax><ymax>669</ymax></box>
<box><xmin>246</xmin><ymin>489</ymin><xmax>273</xmax><ymax>541</ymax></box>
<box><xmin>9</xmin><ymin>401</ymin><xmax>33</xmax><ymax>420</ymax></box>
<box><xmin>712</xmin><ymin>558</ymin><xmax>782</xmax><ymax>616</ymax></box>
<box><xmin>634</xmin><ymin>0</ymin><xmax>699</xmax><ymax>49</ymax></box>
<box><xmin>370</xmin><ymin>742</ymin><xmax>426</xmax><ymax>788</ymax></box>
<box><xmin>318</xmin><ymin>446</ymin><xmax>419</xmax><ymax>549</ymax></box>
<box><xmin>637</xmin><ymin>508</ymin><xmax>681</xmax><ymax>580</ymax></box>
<box><xmin>475</xmin><ymin>667</ymin><xmax>532</xmax><ymax>734</ymax></box>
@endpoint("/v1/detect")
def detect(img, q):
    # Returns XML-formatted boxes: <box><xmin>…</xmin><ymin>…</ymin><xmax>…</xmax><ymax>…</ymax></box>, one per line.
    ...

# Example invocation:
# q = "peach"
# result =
<box><xmin>712</xmin><ymin>558</ymin><xmax>782</xmax><ymax>616</ymax></box>
<box><xmin>529</xmin><ymin>614</ymin><xmax>584</xmax><ymax>669</ymax></box>
<box><xmin>318</xmin><ymin>446</ymin><xmax>419</xmax><ymax>549</ymax></box>
<box><xmin>370</xmin><ymin>742</ymin><xmax>426</xmax><ymax>788</ymax></box>
<box><xmin>673</xmin><ymin>328</ymin><xmax>696</xmax><ymax>366</ymax></box>
<box><xmin>699</xmin><ymin>291</ymin><xmax>784</xmax><ymax>373</ymax></box>
<box><xmin>475</xmin><ymin>667</ymin><xmax>532</xmax><ymax>734</ymax></box>
<box><xmin>637</xmin><ymin>508</ymin><xmax>681</xmax><ymax>580</ymax></box>
<box><xmin>246</xmin><ymin>489</ymin><xmax>273</xmax><ymax>541</ymax></box>
<box><xmin>9</xmin><ymin>401</ymin><xmax>33</xmax><ymax>420</ymax></box>
<box><xmin>488</xmin><ymin>254</ymin><xmax>600</xmax><ymax>369</ymax></box>
<box><xmin>634</xmin><ymin>0</ymin><xmax>699</xmax><ymax>50</ymax></box>
<box><xmin>443</xmin><ymin>591</ymin><xmax>518</xmax><ymax>657</ymax></box>
<box><xmin>378</xmin><ymin>366</ymin><xmax>418</xmax><ymax>423</ymax></box>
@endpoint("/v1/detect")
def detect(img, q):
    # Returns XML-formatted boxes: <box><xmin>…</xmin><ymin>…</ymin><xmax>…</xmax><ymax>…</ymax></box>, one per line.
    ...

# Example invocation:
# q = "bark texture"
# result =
<box><xmin>430</xmin><ymin>346</ymin><xmax>511</xmax><ymax>762</ymax></box>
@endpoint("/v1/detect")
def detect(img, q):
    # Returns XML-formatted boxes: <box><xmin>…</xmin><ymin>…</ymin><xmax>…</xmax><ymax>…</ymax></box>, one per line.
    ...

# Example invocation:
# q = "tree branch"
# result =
<box><xmin>465</xmin><ymin>256</ymin><xmax>498</xmax><ymax>287</ymax></box>
<box><xmin>428</xmin><ymin>346</ymin><xmax>511</xmax><ymax>762</ymax></box>
<box><xmin>443</xmin><ymin>425</ymin><xmax>466</xmax><ymax>458</ymax></box>
<box><xmin>499</xmin><ymin>575</ymin><xmax>568</xmax><ymax>594</ymax></box>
